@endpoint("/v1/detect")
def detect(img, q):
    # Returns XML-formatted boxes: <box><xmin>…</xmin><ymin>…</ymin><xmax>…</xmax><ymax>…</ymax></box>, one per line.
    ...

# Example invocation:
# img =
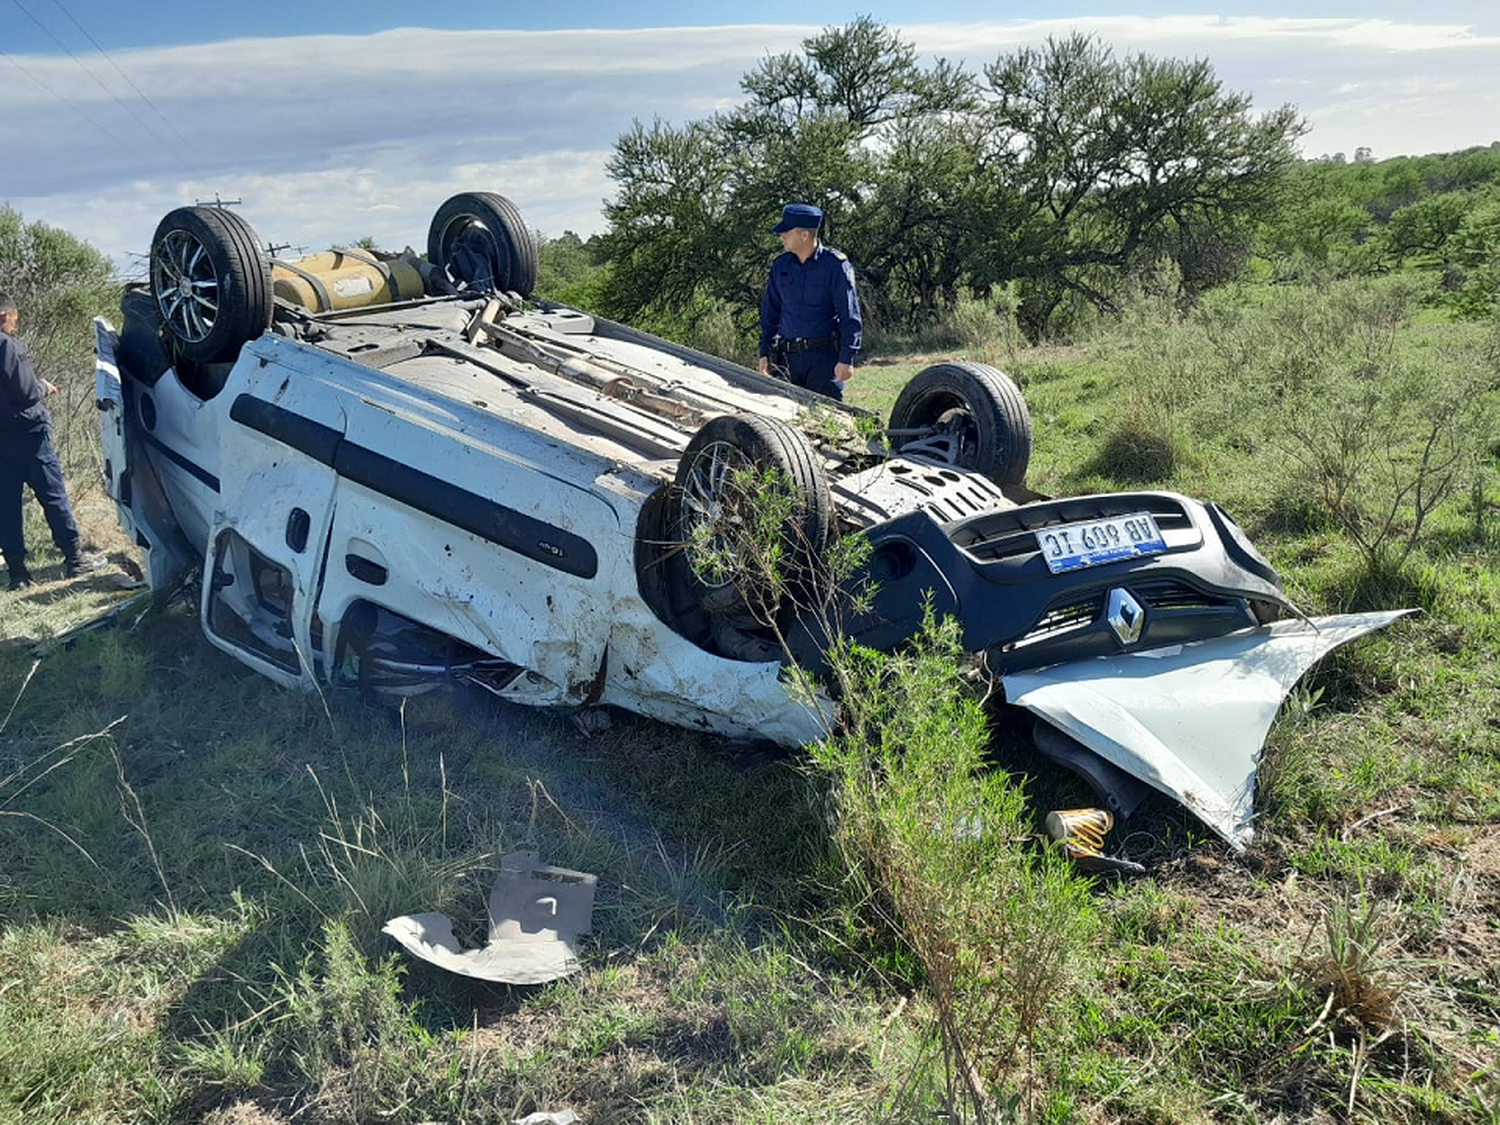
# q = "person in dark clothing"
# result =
<box><xmin>758</xmin><ymin>203</ymin><xmax>862</xmax><ymax>402</ymax></box>
<box><xmin>0</xmin><ymin>292</ymin><xmax>104</xmax><ymax>590</ymax></box>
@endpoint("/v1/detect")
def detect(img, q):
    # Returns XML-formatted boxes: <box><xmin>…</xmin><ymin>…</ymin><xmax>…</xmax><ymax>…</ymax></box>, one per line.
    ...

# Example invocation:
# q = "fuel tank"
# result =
<box><xmin>272</xmin><ymin>248</ymin><xmax>426</xmax><ymax>312</ymax></box>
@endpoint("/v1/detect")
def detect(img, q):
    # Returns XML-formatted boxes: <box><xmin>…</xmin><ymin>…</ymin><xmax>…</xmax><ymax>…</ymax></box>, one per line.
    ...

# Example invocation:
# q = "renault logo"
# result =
<box><xmin>1106</xmin><ymin>588</ymin><xmax>1145</xmax><ymax>645</ymax></box>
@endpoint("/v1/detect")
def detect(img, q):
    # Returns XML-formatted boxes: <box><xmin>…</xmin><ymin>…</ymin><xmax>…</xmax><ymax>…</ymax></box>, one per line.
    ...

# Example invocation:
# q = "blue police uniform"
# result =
<box><xmin>1</xmin><ymin>329</ymin><xmax>83</xmax><ymax>587</ymax></box>
<box><xmin>759</xmin><ymin>204</ymin><xmax>862</xmax><ymax>402</ymax></box>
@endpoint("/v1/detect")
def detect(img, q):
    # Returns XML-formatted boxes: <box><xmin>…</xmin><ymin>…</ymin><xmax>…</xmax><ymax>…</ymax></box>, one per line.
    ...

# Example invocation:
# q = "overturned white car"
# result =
<box><xmin>94</xmin><ymin>193</ymin><xmax>1402</xmax><ymax>851</ymax></box>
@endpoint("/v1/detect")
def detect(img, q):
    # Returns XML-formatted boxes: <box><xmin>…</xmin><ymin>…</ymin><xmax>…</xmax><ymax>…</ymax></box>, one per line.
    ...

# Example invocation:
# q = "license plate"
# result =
<box><xmin>1037</xmin><ymin>513</ymin><xmax>1167</xmax><ymax>573</ymax></box>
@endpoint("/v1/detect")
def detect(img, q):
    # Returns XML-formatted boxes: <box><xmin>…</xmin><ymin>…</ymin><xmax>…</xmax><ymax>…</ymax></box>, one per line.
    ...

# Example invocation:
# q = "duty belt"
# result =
<box><xmin>777</xmin><ymin>334</ymin><xmax>837</xmax><ymax>353</ymax></box>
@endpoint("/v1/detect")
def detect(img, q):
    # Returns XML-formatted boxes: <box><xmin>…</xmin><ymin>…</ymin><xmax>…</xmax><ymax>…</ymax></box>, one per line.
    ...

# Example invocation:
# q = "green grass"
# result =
<box><xmin>2</xmin><ymin>278</ymin><xmax>1499</xmax><ymax>1123</ymax></box>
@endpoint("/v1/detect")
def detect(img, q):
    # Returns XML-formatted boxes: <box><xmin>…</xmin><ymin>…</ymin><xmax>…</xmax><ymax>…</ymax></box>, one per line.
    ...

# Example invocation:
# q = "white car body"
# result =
<box><xmin>97</xmin><ymin>304</ymin><xmax>836</xmax><ymax>746</ymax></box>
<box><xmin>92</xmin><ymin>197</ymin><xmax>1406</xmax><ymax>854</ymax></box>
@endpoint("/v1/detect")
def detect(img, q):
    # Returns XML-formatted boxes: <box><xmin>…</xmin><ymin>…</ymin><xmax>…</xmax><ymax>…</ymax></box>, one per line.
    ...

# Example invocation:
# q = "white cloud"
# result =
<box><xmin>906</xmin><ymin>15</ymin><xmax>1500</xmax><ymax>54</ymax></box>
<box><xmin>3</xmin><ymin>16</ymin><xmax>1498</xmax><ymax>269</ymax></box>
<box><xmin>9</xmin><ymin>149</ymin><xmax>618</xmax><ymax>283</ymax></box>
<box><xmin>2</xmin><ymin>23</ymin><xmax>817</xmax><ymax>267</ymax></box>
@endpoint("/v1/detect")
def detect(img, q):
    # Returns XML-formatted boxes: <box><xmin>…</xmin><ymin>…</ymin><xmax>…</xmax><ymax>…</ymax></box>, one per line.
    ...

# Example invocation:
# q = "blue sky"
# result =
<box><xmin>4</xmin><ymin>3</ymin><xmax>1499</xmax><ymax>270</ymax></box>
<box><xmin>9</xmin><ymin>1</ymin><xmax>1496</xmax><ymax>49</ymax></box>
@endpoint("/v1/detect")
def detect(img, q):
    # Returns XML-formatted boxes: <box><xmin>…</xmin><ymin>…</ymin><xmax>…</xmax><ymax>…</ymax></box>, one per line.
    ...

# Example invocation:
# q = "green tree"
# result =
<box><xmin>596</xmin><ymin>116</ymin><xmax>749</xmax><ymax>330</ymax></box>
<box><xmin>534</xmin><ymin>230</ymin><xmax>607</xmax><ymax>308</ymax></box>
<box><xmin>0</xmin><ymin>205</ymin><xmax>117</xmax><ymax>459</ymax></box>
<box><xmin>847</xmin><ymin>116</ymin><xmax>996</xmax><ymax>328</ymax></box>
<box><xmin>1258</xmin><ymin>147</ymin><xmax>1500</xmax><ymax>286</ymax></box>
<box><xmin>0</xmin><ymin>205</ymin><xmax>117</xmax><ymax>370</ymax></box>
<box><xmin>597</xmin><ymin>18</ymin><xmax>978</xmax><ymax>338</ymax></box>
<box><xmin>1444</xmin><ymin>188</ymin><xmax>1500</xmax><ymax>317</ymax></box>
<box><xmin>977</xmin><ymin>33</ymin><xmax>1306</xmax><ymax>336</ymax></box>
<box><xmin>597</xmin><ymin>21</ymin><xmax>1305</xmax><ymax>345</ymax></box>
<box><xmin>1382</xmin><ymin>192</ymin><xmax>1471</xmax><ymax>265</ymax></box>
<box><xmin>733</xmin><ymin>14</ymin><xmax>974</xmax><ymax>134</ymax></box>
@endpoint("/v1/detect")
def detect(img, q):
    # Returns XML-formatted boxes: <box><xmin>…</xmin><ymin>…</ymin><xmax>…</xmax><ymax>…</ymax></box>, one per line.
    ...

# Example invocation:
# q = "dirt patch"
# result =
<box><xmin>202</xmin><ymin>1100</ymin><xmax>290</xmax><ymax>1125</ymax></box>
<box><xmin>73</xmin><ymin>491</ymin><xmax>140</xmax><ymax>560</ymax></box>
<box><xmin>1457</xmin><ymin>822</ymin><xmax>1500</xmax><ymax>879</ymax></box>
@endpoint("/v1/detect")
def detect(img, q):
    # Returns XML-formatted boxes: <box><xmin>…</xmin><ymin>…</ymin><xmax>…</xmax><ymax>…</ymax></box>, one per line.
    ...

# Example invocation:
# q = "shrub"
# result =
<box><xmin>684</xmin><ymin>299</ymin><xmax>756</xmax><ymax>365</ymax></box>
<box><xmin>1256</xmin><ymin>278</ymin><xmax>1499</xmax><ymax>568</ymax></box>
<box><xmin>941</xmin><ymin>284</ymin><xmax>1024</xmax><ymax>363</ymax></box>
<box><xmin>0</xmin><ymin>205</ymin><xmax>118</xmax><ymax>472</ymax></box>
<box><xmin>811</xmin><ymin>616</ymin><xmax>1098</xmax><ymax>1120</ymax></box>
<box><xmin>269</xmin><ymin>918</ymin><xmax>428</xmax><ymax>1115</ymax></box>
<box><xmin>1085</xmin><ymin>412</ymin><xmax>1181</xmax><ymax>483</ymax></box>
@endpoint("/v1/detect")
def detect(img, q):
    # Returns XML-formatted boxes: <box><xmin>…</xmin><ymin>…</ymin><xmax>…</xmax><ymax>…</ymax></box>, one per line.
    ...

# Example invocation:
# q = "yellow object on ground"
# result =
<box><xmin>1044</xmin><ymin>808</ymin><xmax>1113</xmax><ymax>856</ymax></box>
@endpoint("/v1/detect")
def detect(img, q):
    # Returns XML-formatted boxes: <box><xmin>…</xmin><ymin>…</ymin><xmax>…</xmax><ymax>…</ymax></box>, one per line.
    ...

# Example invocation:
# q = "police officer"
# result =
<box><xmin>758</xmin><ymin>203</ymin><xmax>862</xmax><ymax>401</ymax></box>
<box><xmin>0</xmin><ymin>291</ymin><xmax>104</xmax><ymax>590</ymax></box>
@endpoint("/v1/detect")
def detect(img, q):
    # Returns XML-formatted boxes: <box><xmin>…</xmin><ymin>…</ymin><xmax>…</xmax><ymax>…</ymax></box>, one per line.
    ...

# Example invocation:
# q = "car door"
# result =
<box><xmin>95</xmin><ymin>317</ymin><xmax>206</xmax><ymax>589</ymax></box>
<box><xmin>198</xmin><ymin>340</ymin><xmax>348</xmax><ymax>688</ymax></box>
<box><xmin>313</xmin><ymin>375</ymin><xmax>621</xmax><ymax>705</ymax></box>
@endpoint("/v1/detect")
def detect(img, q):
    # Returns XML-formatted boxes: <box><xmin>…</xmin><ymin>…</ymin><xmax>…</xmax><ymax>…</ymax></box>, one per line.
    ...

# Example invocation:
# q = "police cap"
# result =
<box><xmin>772</xmin><ymin>203</ymin><xmax>823</xmax><ymax>234</ymax></box>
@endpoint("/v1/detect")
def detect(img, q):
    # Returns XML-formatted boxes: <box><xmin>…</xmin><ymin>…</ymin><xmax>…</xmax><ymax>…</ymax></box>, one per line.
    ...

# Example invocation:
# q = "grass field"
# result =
<box><xmin>2</xmin><ymin>284</ymin><xmax>1498</xmax><ymax>1124</ymax></box>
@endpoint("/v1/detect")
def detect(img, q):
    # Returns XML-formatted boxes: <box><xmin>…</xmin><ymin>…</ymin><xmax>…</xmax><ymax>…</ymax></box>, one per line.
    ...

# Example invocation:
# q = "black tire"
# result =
<box><xmin>668</xmin><ymin>413</ymin><xmax>833</xmax><ymax>614</ymax></box>
<box><xmin>427</xmin><ymin>191</ymin><xmax>537</xmax><ymax>297</ymax></box>
<box><xmin>117</xmin><ymin>285</ymin><xmax>172</xmax><ymax>386</ymax></box>
<box><xmin>149</xmin><ymin>206</ymin><xmax>272</xmax><ymax>363</ymax></box>
<box><xmin>888</xmin><ymin>361</ymin><xmax>1033</xmax><ymax>484</ymax></box>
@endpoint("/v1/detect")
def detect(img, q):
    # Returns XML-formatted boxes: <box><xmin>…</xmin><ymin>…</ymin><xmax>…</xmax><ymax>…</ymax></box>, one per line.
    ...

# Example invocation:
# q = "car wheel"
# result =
<box><xmin>149</xmin><ymin>206</ymin><xmax>272</xmax><ymax>364</ymax></box>
<box><xmin>117</xmin><ymin>285</ymin><xmax>172</xmax><ymax>386</ymax></box>
<box><xmin>668</xmin><ymin>413</ymin><xmax>834</xmax><ymax>617</ymax></box>
<box><xmin>427</xmin><ymin>191</ymin><xmax>537</xmax><ymax>297</ymax></box>
<box><xmin>887</xmin><ymin>361</ymin><xmax>1033</xmax><ymax>485</ymax></box>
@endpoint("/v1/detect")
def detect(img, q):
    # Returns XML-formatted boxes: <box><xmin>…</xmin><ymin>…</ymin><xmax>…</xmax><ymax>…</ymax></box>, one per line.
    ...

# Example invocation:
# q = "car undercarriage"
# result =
<box><xmin>94</xmin><ymin>191</ymin><xmax>1405</xmax><ymax>858</ymax></box>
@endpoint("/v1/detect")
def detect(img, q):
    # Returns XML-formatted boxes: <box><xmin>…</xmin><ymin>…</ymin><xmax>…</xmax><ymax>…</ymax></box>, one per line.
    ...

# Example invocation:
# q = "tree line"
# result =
<box><xmin>541</xmin><ymin>18</ymin><xmax>1500</xmax><ymax>346</ymax></box>
<box><xmin>1256</xmin><ymin>145</ymin><xmax>1500</xmax><ymax>316</ymax></box>
<box><xmin>578</xmin><ymin>18</ymin><xmax>1305</xmax><ymax>342</ymax></box>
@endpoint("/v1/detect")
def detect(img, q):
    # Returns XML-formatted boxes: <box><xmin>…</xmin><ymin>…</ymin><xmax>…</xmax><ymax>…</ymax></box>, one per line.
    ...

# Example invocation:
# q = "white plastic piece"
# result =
<box><xmin>383</xmin><ymin>852</ymin><xmax>597</xmax><ymax>984</ymax></box>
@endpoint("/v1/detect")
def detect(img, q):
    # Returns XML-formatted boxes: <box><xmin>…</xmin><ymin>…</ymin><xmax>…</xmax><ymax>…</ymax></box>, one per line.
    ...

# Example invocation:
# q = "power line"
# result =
<box><xmin>0</xmin><ymin>48</ymin><xmax>124</xmax><ymax>150</ymax></box>
<box><xmin>49</xmin><ymin>0</ymin><xmax>210</xmax><ymax>165</ymax></box>
<box><xmin>8</xmin><ymin>0</ymin><xmax>198</xmax><ymax>176</ymax></box>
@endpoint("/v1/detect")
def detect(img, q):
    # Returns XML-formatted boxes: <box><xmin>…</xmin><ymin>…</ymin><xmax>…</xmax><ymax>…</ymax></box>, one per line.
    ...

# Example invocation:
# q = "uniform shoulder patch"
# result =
<box><xmin>825</xmin><ymin>246</ymin><xmax>848</xmax><ymax>261</ymax></box>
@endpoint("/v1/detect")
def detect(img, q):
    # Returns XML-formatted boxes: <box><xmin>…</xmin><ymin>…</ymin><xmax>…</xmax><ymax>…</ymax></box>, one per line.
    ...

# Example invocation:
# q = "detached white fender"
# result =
<box><xmin>1002</xmin><ymin>610</ymin><xmax>1414</xmax><ymax>850</ymax></box>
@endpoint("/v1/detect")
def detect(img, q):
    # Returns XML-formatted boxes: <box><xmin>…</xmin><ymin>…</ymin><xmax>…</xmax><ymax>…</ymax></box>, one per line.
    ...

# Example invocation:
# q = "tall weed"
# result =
<box><xmin>811</xmin><ymin>617</ymin><xmax>1097</xmax><ymax>1122</ymax></box>
<box><xmin>676</xmin><ymin>461</ymin><xmax>1099</xmax><ymax>1119</ymax></box>
<box><xmin>1254</xmin><ymin>278</ymin><xmax>1498</xmax><ymax>567</ymax></box>
<box><xmin>1093</xmin><ymin>275</ymin><xmax>1499</xmax><ymax>565</ymax></box>
<box><xmin>1091</xmin><ymin>270</ymin><xmax>1252</xmax><ymax>468</ymax></box>
<box><xmin>685</xmin><ymin>299</ymin><xmax>757</xmax><ymax>365</ymax></box>
<box><xmin>942</xmin><ymin>284</ymin><xmax>1025</xmax><ymax>364</ymax></box>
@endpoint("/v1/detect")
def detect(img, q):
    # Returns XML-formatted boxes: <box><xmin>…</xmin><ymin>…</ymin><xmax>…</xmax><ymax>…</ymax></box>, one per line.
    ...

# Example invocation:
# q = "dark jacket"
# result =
<box><xmin>0</xmin><ymin>331</ymin><xmax>51</xmax><ymax>436</ymax></box>
<box><xmin>758</xmin><ymin>244</ymin><xmax>863</xmax><ymax>366</ymax></box>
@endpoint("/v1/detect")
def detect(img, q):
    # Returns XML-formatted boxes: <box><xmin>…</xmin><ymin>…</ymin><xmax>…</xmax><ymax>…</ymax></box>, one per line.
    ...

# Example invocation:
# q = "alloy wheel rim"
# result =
<box><xmin>679</xmin><ymin>441</ymin><xmax>753</xmax><ymax>588</ymax></box>
<box><xmin>152</xmin><ymin>230</ymin><xmax>219</xmax><ymax>344</ymax></box>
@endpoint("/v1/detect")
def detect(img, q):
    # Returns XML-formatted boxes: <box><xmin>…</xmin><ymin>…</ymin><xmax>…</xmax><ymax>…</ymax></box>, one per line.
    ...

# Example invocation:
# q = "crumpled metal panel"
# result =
<box><xmin>383</xmin><ymin>852</ymin><xmax>597</xmax><ymax>984</ymax></box>
<box><xmin>1002</xmin><ymin>610</ymin><xmax>1413</xmax><ymax>850</ymax></box>
<box><xmin>600</xmin><ymin>619</ymin><xmax>833</xmax><ymax>746</ymax></box>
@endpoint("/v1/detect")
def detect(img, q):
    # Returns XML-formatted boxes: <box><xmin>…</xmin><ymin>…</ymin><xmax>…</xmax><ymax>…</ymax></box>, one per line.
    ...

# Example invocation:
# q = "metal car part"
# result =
<box><xmin>1106</xmin><ymin>587</ymin><xmax>1146</xmax><ymax>645</ymax></box>
<box><xmin>1003</xmin><ymin>610</ymin><xmax>1413</xmax><ymax>850</ymax></box>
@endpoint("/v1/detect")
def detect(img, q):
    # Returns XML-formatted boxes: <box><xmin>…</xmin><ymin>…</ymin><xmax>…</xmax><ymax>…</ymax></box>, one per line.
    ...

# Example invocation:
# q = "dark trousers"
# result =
<box><xmin>781</xmin><ymin>344</ymin><xmax>844</xmax><ymax>402</ymax></box>
<box><xmin>1</xmin><ymin>428</ymin><xmax>80</xmax><ymax>572</ymax></box>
